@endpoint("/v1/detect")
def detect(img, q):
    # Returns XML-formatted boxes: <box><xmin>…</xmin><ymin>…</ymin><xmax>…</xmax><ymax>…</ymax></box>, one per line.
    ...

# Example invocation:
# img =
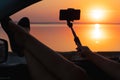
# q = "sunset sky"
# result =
<box><xmin>6</xmin><ymin>0</ymin><xmax>120</xmax><ymax>51</ymax></box>
<box><xmin>11</xmin><ymin>0</ymin><xmax>120</xmax><ymax>23</ymax></box>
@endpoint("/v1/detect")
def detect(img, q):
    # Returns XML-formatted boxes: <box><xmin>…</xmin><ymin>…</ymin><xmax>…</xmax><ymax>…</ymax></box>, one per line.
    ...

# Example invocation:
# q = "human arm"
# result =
<box><xmin>81</xmin><ymin>46</ymin><xmax>120</xmax><ymax>80</ymax></box>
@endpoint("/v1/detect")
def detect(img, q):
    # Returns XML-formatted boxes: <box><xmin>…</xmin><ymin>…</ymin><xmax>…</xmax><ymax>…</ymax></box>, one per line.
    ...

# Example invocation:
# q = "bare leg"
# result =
<box><xmin>1</xmin><ymin>17</ymin><xmax>58</xmax><ymax>80</ymax></box>
<box><xmin>1</xmin><ymin>20</ymin><xmax>87</xmax><ymax>80</ymax></box>
<box><xmin>22</xmin><ymin>24</ymin><xmax>87</xmax><ymax>80</ymax></box>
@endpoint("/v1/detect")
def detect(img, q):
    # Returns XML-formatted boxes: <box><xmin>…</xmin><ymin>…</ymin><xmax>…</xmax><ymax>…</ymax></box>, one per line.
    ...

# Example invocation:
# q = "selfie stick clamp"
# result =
<box><xmin>67</xmin><ymin>20</ymin><xmax>82</xmax><ymax>52</ymax></box>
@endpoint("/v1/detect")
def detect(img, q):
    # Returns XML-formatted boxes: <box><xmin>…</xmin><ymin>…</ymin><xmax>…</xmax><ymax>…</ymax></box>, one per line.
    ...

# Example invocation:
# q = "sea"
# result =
<box><xmin>1</xmin><ymin>23</ymin><xmax>120</xmax><ymax>52</ymax></box>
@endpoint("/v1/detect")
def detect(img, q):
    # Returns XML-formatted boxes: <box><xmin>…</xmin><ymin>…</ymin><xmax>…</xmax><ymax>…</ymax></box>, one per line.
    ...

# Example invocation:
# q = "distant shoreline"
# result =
<box><xmin>14</xmin><ymin>21</ymin><xmax>120</xmax><ymax>25</ymax></box>
<box><xmin>30</xmin><ymin>22</ymin><xmax>120</xmax><ymax>25</ymax></box>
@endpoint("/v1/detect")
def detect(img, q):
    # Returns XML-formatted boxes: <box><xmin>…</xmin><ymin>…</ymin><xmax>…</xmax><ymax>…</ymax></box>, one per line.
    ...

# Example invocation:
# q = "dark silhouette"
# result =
<box><xmin>1</xmin><ymin>17</ymin><xmax>87</xmax><ymax>80</ymax></box>
<box><xmin>1</xmin><ymin>17</ymin><xmax>120</xmax><ymax>80</ymax></box>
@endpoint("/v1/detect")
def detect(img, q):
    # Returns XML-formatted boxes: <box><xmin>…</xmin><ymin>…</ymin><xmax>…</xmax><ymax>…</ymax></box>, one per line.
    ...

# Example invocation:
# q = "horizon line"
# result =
<box><xmin>14</xmin><ymin>21</ymin><xmax>120</xmax><ymax>24</ymax></box>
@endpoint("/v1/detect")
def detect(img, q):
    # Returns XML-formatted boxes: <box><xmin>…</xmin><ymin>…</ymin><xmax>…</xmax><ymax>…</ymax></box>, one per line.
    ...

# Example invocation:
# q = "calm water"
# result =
<box><xmin>1</xmin><ymin>23</ymin><xmax>120</xmax><ymax>52</ymax></box>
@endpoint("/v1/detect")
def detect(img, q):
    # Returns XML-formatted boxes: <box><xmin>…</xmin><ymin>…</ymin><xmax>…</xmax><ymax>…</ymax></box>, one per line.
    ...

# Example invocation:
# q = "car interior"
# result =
<box><xmin>0</xmin><ymin>0</ymin><xmax>120</xmax><ymax>80</ymax></box>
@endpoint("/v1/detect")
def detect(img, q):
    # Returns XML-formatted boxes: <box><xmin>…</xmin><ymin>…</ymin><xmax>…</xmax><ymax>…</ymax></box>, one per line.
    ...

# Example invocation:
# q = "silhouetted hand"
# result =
<box><xmin>78</xmin><ymin>46</ymin><xmax>93</xmax><ymax>58</ymax></box>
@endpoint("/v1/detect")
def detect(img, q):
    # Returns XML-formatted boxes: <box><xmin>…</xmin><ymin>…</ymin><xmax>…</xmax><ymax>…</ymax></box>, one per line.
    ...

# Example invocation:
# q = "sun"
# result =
<box><xmin>90</xmin><ymin>9</ymin><xmax>105</xmax><ymax>20</ymax></box>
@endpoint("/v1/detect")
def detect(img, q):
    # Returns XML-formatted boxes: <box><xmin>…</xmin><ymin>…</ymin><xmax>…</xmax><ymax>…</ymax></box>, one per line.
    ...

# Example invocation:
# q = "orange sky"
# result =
<box><xmin>11</xmin><ymin>0</ymin><xmax>120</xmax><ymax>23</ymax></box>
<box><xmin>7</xmin><ymin>0</ymin><xmax>120</xmax><ymax>51</ymax></box>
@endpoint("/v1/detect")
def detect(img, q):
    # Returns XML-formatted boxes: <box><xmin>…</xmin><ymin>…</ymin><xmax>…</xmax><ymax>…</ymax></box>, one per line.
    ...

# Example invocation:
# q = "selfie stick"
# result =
<box><xmin>67</xmin><ymin>20</ymin><xmax>82</xmax><ymax>52</ymax></box>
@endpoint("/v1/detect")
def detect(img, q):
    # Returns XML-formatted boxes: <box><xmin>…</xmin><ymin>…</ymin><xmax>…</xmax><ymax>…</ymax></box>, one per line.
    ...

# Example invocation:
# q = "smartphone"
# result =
<box><xmin>60</xmin><ymin>8</ymin><xmax>80</xmax><ymax>21</ymax></box>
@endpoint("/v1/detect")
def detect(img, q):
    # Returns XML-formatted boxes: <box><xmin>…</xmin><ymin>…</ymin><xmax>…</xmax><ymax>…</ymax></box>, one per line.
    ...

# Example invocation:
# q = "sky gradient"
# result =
<box><xmin>11</xmin><ymin>0</ymin><xmax>120</xmax><ymax>23</ymax></box>
<box><xmin>7</xmin><ymin>0</ymin><xmax>120</xmax><ymax>51</ymax></box>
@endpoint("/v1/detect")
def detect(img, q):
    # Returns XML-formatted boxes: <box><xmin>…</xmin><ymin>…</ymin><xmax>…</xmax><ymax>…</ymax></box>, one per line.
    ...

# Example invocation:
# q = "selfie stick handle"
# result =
<box><xmin>67</xmin><ymin>20</ymin><xmax>82</xmax><ymax>51</ymax></box>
